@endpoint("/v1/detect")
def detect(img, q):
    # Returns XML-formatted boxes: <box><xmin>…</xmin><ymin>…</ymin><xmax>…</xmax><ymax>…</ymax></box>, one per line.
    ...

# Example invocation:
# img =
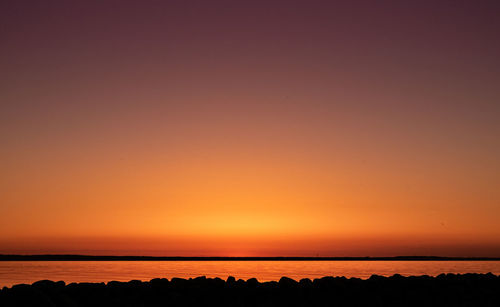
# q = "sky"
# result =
<box><xmin>1</xmin><ymin>0</ymin><xmax>499</xmax><ymax>257</ymax></box>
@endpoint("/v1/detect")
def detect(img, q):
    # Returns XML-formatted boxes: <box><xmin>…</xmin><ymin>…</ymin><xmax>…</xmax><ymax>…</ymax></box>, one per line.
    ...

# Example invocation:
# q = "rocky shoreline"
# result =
<box><xmin>1</xmin><ymin>273</ymin><xmax>499</xmax><ymax>306</ymax></box>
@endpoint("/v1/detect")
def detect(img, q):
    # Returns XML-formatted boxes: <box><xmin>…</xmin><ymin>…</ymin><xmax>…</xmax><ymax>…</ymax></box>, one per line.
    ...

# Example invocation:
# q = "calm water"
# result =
<box><xmin>1</xmin><ymin>261</ymin><xmax>500</xmax><ymax>287</ymax></box>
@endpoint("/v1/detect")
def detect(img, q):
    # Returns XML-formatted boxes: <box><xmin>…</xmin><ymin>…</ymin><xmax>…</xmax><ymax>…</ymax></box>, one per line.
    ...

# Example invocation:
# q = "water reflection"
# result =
<box><xmin>1</xmin><ymin>261</ymin><xmax>499</xmax><ymax>287</ymax></box>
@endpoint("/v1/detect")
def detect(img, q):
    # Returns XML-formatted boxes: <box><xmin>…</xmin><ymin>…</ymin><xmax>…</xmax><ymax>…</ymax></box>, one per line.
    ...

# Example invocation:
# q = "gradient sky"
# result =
<box><xmin>1</xmin><ymin>0</ymin><xmax>500</xmax><ymax>256</ymax></box>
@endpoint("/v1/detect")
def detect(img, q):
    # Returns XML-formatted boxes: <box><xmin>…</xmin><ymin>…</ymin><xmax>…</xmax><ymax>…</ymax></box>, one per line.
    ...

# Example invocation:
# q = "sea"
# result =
<box><xmin>1</xmin><ymin>260</ymin><xmax>500</xmax><ymax>287</ymax></box>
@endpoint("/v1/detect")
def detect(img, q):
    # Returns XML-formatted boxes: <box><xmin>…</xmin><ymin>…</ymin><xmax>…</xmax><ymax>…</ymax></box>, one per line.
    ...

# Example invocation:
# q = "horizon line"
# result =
<box><xmin>1</xmin><ymin>255</ymin><xmax>500</xmax><ymax>261</ymax></box>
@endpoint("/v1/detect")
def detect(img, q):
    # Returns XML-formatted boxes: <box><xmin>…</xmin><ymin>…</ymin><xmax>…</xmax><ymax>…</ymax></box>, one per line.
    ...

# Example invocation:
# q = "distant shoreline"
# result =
<box><xmin>1</xmin><ymin>255</ymin><xmax>500</xmax><ymax>261</ymax></box>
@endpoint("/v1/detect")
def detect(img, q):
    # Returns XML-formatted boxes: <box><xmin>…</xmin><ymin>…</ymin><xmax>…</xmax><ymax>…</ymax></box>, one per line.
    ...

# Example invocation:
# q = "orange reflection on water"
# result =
<box><xmin>1</xmin><ymin>261</ymin><xmax>500</xmax><ymax>287</ymax></box>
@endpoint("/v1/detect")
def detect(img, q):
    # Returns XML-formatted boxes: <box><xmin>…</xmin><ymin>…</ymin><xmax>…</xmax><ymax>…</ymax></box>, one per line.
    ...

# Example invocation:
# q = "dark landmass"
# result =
<box><xmin>1</xmin><ymin>273</ymin><xmax>500</xmax><ymax>307</ymax></box>
<box><xmin>1</xmin><ymin>254</ymin><xmax>500</xmax><ymax>261</ymax></box>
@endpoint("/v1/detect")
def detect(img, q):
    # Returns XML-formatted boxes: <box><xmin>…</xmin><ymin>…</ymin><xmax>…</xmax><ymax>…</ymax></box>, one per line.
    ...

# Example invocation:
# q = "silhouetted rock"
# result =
<box><xmin>278</xmin><ymin>276</ymin><xmax>298</xmax><ymax>286</ymax></box>
<box><xmin>1</xmin><ymin>274</ymin><xmax>500</xmax><ymax>306</ymax></box>
<box><xmin>247</xmin><ymin>278</ymin><xmax>259</xmax><ymax>287</ymax></box>
<box><xmin>150</xmin><ymin>277</ymin><xmax>169</xmax><ymax>285</ymax></box>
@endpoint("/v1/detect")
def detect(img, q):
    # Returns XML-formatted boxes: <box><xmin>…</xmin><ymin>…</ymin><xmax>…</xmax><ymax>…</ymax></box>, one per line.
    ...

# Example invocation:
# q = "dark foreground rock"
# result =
<box><xmin>1</xmin><ymin>273</ymin><xmax>499</xmax><ymax>307</ymax></box>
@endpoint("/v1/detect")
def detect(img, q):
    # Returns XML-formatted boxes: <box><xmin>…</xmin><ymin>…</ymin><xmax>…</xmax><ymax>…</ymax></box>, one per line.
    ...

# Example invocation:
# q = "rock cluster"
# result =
<box><xmin>1</xmin><ymin>273</ymin><xmax>499</xmax><ymax>306</ymax></box>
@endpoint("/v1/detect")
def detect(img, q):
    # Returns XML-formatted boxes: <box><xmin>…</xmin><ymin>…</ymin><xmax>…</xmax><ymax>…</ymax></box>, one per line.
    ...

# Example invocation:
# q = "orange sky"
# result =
<box><xmin>1</xmin><ymin>1</ymin><xmax>499</xmax><ymax>256</ymax></box>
